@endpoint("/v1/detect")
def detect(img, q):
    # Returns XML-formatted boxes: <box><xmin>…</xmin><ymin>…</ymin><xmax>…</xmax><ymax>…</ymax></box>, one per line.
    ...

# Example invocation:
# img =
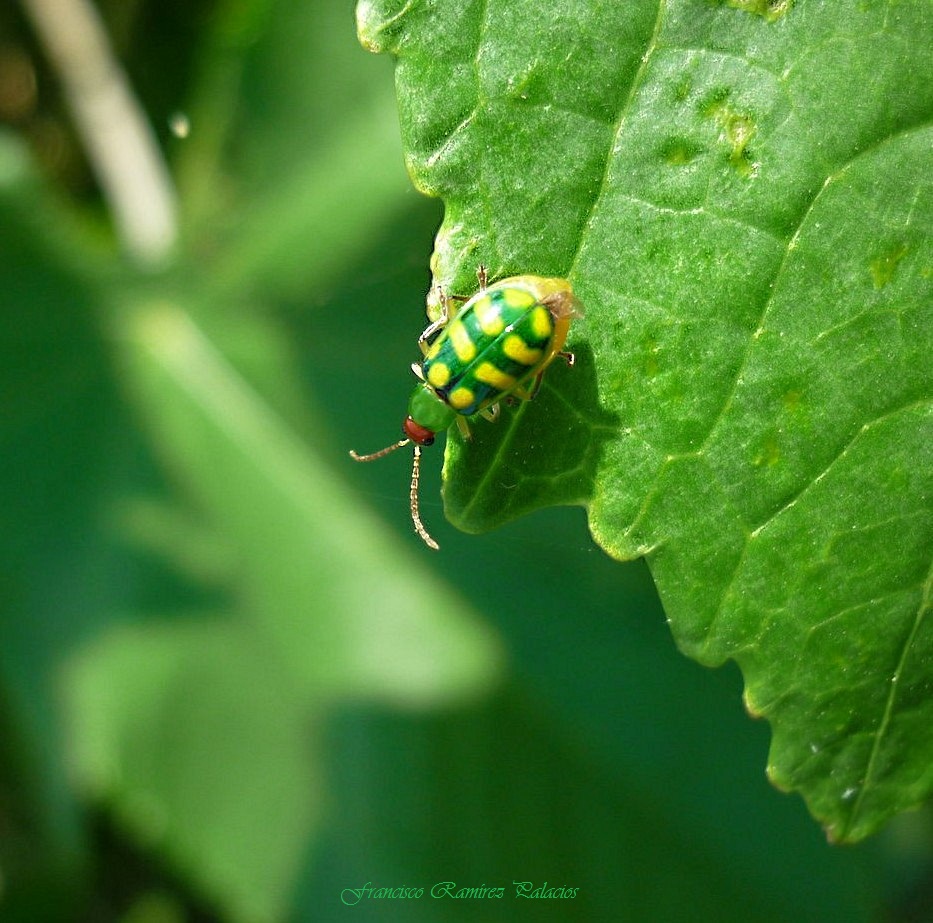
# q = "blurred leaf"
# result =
<box><xmin>111</xmin><ymin>299</ymin><xmax>503</xmax><ymax>706</ymax></box>
<box><xmin>204</xmin><ymin>100</ymin><xmax>413</xmax><ymax>303</ymax></box>
<box><xmin>56</xmin><ymin>294</ymin><xmax>504</xmax><ymax>920</ymax></box>
<box><xmin>175</xmin><ymin>0</ymin><xmax>414</xmax><ymax>301</ymax></box>
<box><xmin>0</xmin><ymin>128</ymin><xmax>126</xmax><ymax>919</ymax></box>
<box><xmin>357</xmin><ymin>0</ymin><xmax>933</xmax><ymax>839</ymax></box>
<box><xmin>66</xmin><ymin>618</ymin><xmax>319</xmax><ymax>923</ymax></box>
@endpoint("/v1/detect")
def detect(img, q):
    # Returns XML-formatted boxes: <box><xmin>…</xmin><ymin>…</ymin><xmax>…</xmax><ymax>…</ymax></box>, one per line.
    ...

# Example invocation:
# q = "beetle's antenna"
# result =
<box><xmin>410</xmin><ymin>444</ymin><xmax>439</xmax><ymax>550</ymax></box>
<box><xmin>349</xmin><ymin>438</ymin><xmax>410</xmax><ymax>462</ymax></box>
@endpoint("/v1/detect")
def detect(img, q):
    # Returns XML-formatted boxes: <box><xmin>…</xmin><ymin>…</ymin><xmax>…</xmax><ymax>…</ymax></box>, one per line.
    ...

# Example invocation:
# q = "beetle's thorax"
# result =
<box><xmin>407</xmin><ymin>382</ymin><xmax>457</xmax><ymax>438</ymax></box>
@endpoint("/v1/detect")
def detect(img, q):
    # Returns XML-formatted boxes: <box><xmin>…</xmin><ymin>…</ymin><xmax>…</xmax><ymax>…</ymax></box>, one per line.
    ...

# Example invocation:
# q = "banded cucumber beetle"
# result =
<box><xmin>350</xmin><ymin>267</ymin><xmax>582</xmax><ymax>549</ymax></box>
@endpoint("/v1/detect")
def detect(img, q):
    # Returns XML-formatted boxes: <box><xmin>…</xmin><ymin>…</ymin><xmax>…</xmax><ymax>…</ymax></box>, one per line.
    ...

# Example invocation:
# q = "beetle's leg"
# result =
<box><xmin>419</xmin><ymin>282</ymin><xmax>475</xmax><ymax>355</ymax></box>
<box><xmin>420</xmin><ymin>267</ymin><xmax>490</xmax><ymax>355</ymax></box>
<box><xmin>456</xmin><ymin>416</ymin><xmax>472</xmax><ymax>440</ymax></box>
<box><xmin>418</xmin><ymin>297</ymin><xmax>450</xmax><ymax>355</ymax></box>
<box><xmin>479</xmin><ymin>404</ymin><xmax>499</xmax><ymax>422</ymax></box>
<box><xmin>511</xmin><ymin>352</ymin><xmax>576</xmax><ymax>401</ymax></box>
<box><xmin>419</xmin><ymin>316</ymin><xmax>447</xmax><ymax>355</ymax></box>
<box><xmin>512</xmin><ymin>370</ymin><xmax>545</xmax><ymax>402</ymax></box>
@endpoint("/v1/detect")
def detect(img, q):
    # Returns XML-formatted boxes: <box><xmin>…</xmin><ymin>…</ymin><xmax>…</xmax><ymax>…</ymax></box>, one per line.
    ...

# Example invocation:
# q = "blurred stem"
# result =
<box><xmin>19</xmin><ymin>0</ymin><xmax>177</xmax><ymax>266</ymax></box>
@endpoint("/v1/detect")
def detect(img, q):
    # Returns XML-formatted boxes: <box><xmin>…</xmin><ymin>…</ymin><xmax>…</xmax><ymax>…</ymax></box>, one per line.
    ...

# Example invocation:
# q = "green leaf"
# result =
<box><xmin>357</xmin><ymin>0</ymin><xmax>933</xmax><ymax>840</ymax></box>
<box><xmin>65</xmin><ymin>619</ymin><xmax>322</xmax><ymax>923</ymax></box>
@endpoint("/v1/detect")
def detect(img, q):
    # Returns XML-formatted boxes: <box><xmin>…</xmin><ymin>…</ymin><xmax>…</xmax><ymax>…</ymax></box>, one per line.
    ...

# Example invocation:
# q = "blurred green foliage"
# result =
<box><xmin>0</xmin><ymin>2</ymin><xmax>931</xmax><ymax>922</ymax></box>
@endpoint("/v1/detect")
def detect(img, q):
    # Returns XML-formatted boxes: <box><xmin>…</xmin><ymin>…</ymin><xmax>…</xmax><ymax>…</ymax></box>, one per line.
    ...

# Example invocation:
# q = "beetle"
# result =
<box><xmin>350</xmin><ymin>267</ymin><xmax>581</xmax><ymax>549</ymax></box>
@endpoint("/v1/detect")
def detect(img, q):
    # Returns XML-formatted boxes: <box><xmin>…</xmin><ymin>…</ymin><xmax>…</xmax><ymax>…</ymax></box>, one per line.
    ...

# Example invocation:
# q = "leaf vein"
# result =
<box><xmin>567</xmin><ymin>0</ymin><xmax>668</xmax><ymax>279</ymax></box>
<box><xmin>699</xmin><ymin>121</ymin><xmax>932</xmax><ymax>462</ymax></box>
<box><xmin>842</xmin><ymin>557</ymin><xmax>932</xmax><ymax>838</ymax></box>
<box><xmin>750</xmin><ymin>398</ymin><xmax>932</xmax><ymax>539</ymax></box>
<box><xmin>804</xmin><ymin>585</ymin><xmax>928</xmax><ymax>640</ymax></box>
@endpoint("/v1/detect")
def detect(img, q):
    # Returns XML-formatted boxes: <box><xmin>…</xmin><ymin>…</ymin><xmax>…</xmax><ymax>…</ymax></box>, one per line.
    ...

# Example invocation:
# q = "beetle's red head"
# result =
<box><xmin>403</xmin><ymin>416</ymin><xmax>436</xmax><ymax>446</ymax></box>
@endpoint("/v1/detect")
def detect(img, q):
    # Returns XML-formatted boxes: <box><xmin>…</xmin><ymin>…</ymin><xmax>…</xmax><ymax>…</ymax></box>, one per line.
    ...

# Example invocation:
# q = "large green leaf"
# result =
<box><xmin>357</xmin><ymin>0</ymin><xmax>933</xmax><ymax>840</ymax></box>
